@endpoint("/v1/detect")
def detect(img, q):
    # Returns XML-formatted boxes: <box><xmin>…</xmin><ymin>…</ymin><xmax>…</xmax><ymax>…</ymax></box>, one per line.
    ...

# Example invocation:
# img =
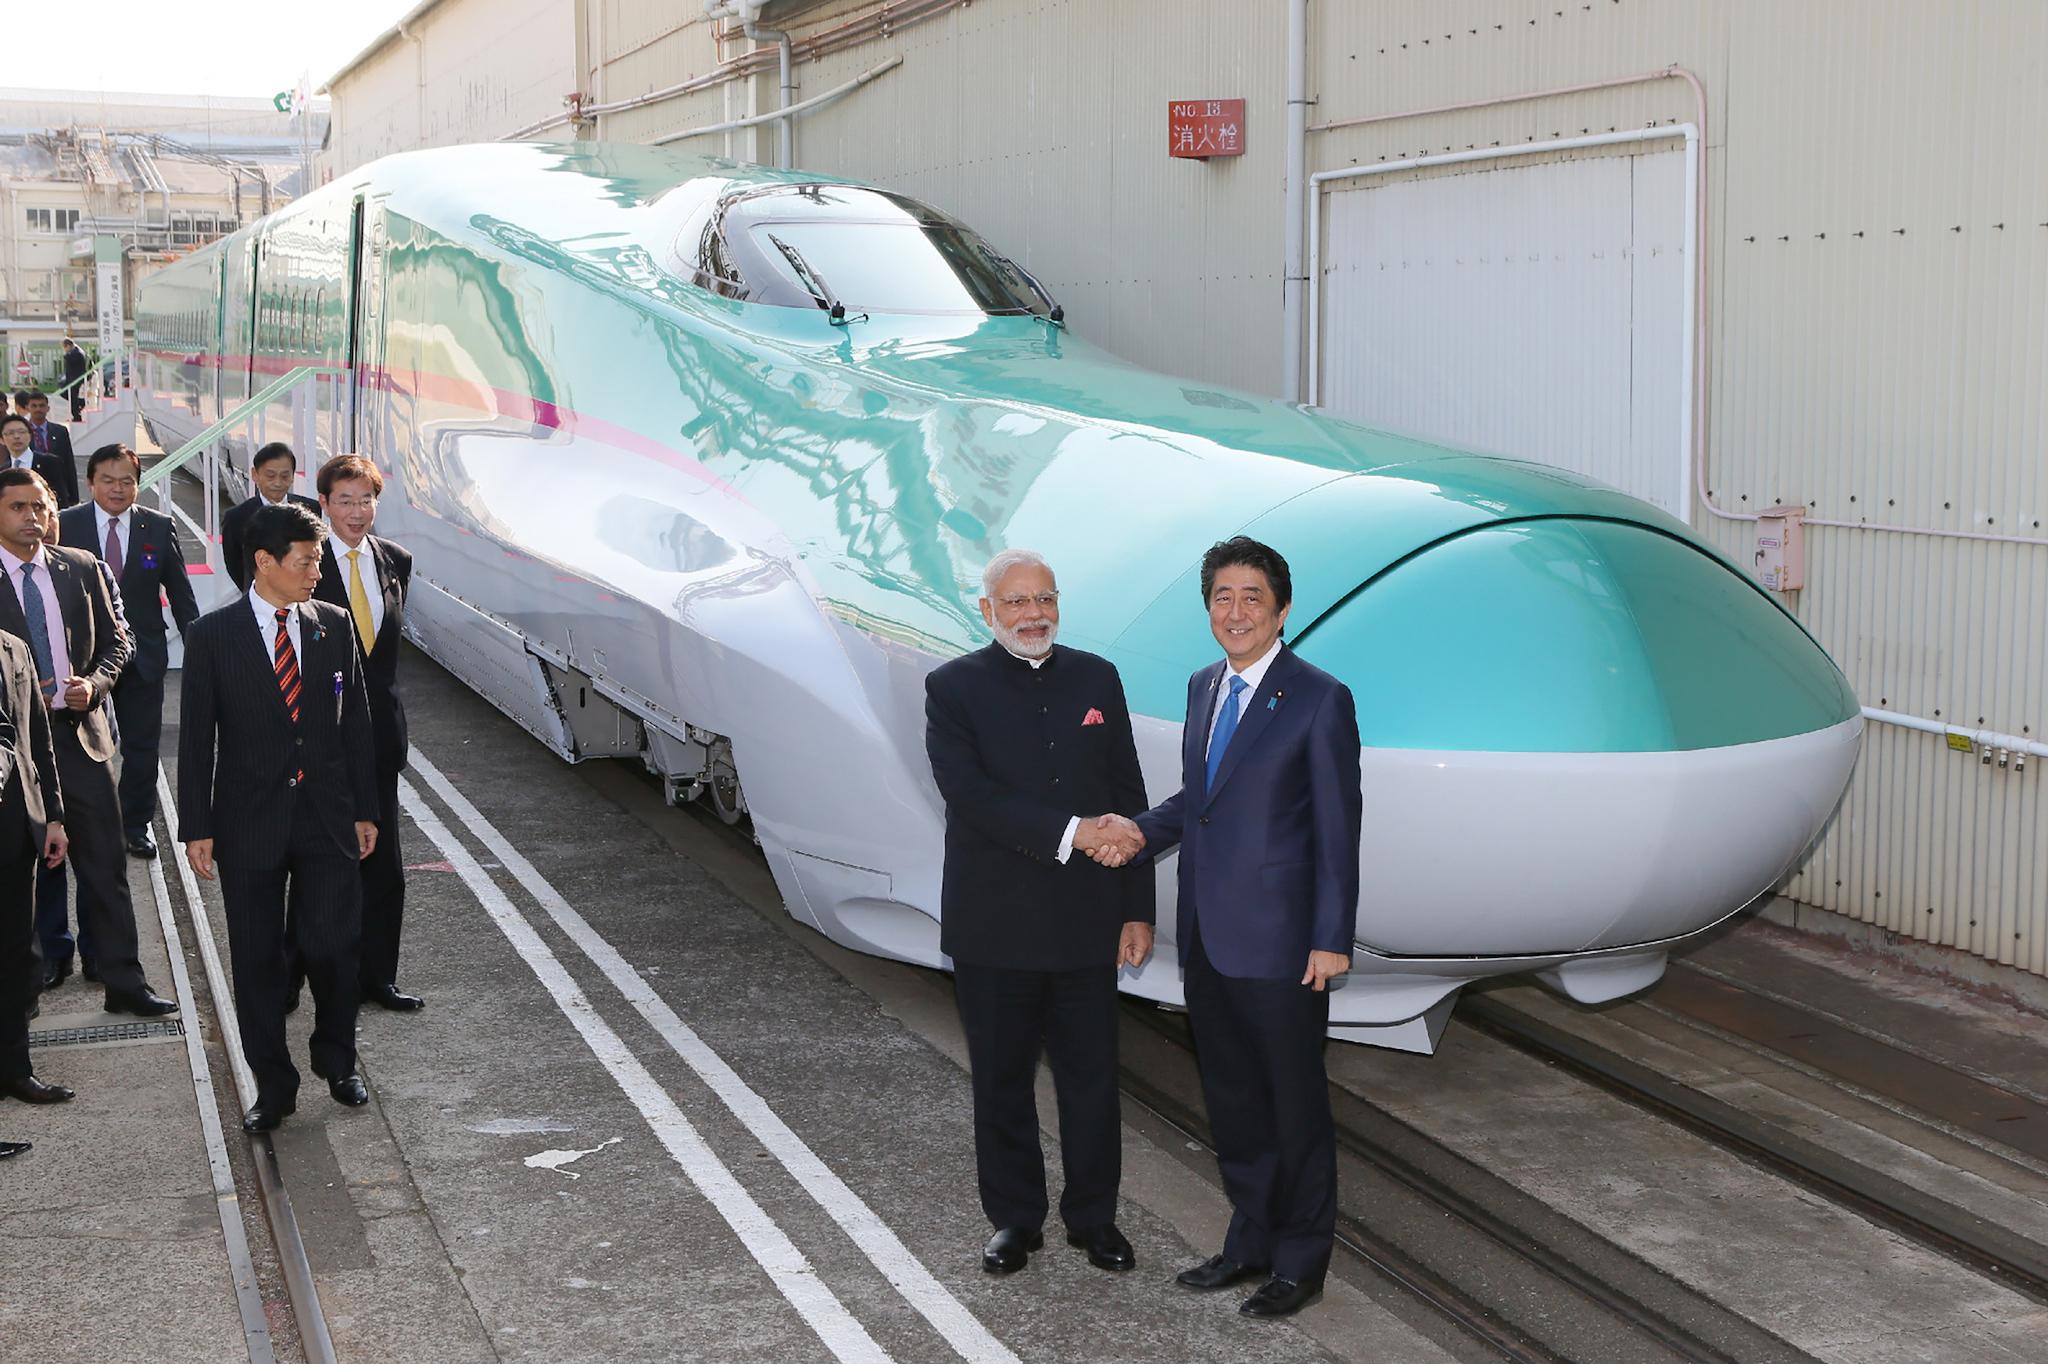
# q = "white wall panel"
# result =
<box><xmin>1319</xmin><ymin>149</ymin><xmax>1686</xmax><ymax>514</ymax></box>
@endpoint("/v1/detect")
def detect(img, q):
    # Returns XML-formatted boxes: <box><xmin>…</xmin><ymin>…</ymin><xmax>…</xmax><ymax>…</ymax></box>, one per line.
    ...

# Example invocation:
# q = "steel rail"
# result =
<box><xmin>1120</xmin><ymin>1003</ymin><xmax>1755</xmax><ymax>1364</ymax></box>
<box><xmin>157</xmin><ymin>770</ymin><xmax>340</xmax><ymax>1364</ymax></box>
<box><xmin>1459</xmin><ymin>992</ymin><xmax>2048</xmax><ymax>1307</ymax></box>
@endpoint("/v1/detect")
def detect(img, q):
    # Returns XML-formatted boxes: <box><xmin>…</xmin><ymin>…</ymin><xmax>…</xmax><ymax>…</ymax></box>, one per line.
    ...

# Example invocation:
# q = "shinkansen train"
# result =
<box><xmin>135</xmin><ymin>142</ymin><xmax>1861</xmax><ymax>1051</ymax></box>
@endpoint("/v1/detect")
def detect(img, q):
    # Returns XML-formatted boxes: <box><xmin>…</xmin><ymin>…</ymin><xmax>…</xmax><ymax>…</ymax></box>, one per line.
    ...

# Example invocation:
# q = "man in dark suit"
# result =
<box><xmin>60</xmin><ymin>341</ymin><xmax>88</xmax><ymax>422</ymax></box>
<box><xmin>2</xmin><ymin>413</ymin><xmax>76</xmax><ymax>512</ymax></box>
<box><xmin>58</xmin><ymin>444</ymin><xmax>201</xmax><ymax>861</ymax></box>
<box><xmin>220</xmin><ymin>443</ymin><xmax>319</xmax><ymax>592</ymax></box>
<box><xmin>312</xmin><ymin>454</ymin><xmax>418</xmax><ymax>1011</ymax></box>
<box><xmin>925</xmin><ymin>549</ymin><xmax>1155</xmax><ymax>1277</ymax></box>
<box><xmin>17</xmin><ymin>392</ymin><xmax>78</xmax><ymax>510</ymax></box>
<box><xmin>0</xmin><ymin>468</ymin><xmax>177</xmax><ymax>1018</ymax></box>
<box><xmin>178</xmin><ymin>502</ymin><xmax>380</xmax><ymax>1133</ymax></box>
<box><xmin>1116</xmin><ymin>535</ymin><xmax>1363</xmax><ymax>1320</ymax></box>
<box><xmin>1</xmin><ymin>628</ymin><xmax>77</xmax><ymax>1124</ymax></box>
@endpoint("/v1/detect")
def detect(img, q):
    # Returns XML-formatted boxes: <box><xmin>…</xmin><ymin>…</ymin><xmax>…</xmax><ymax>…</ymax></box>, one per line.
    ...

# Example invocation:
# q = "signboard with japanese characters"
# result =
<box><xmin>1168</xmin><ymin>99</ymin><xmax>1245</xmax><ymax>160</ymax></box>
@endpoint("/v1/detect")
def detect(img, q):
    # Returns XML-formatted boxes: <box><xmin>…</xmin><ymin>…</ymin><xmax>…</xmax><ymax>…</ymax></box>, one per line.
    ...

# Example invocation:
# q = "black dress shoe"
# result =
<box><xmin>241</xmin><ymin>1097</ymin><xmax>296</xmax><ymax>1133</ymax></box>
<box><xmin>104</xmin><ymin>988</ymin><xmax>178</xmax><ymax>1017</ymax></box>
<box><xmin>1239</xmin><ymin>1275</ymin><xmax>1324</xmax><ymax>1319</ymax></box>
<box><xmin>981</xmin><ymin>1226</ymin><xmax>1043</xmax><ymax>1275</ymax></box>
<box><xmin>363</xmin><ymin>984</ymin><xmax>425</xmax><ymax>1011</ymax></box>
<box><xmin>325</xmin><ymin>1073</ymin><xmax>369</xmax><ymax>1107</ymax></box>
<box><xmin>40</xmin><ymin>958</ymin><xmax>72</xmax><ymax>990</ymax></box>
<box><xmin>1175</xmin><ymin>1253</ymin><xmax>1270</xmax><ymax>1291</ymax></box>
<box><xmin>80</xmin><ymin>960</ymin><xmax>98</xmax><ymax>984</ymax></box>
<box><xmin>1066</xmin><ymin>1223</ymin><xmax>1136</xmax><ymax>1271</ymax></box>
<box><xmin>126</xmin><ymin>829</ymin><xmax>158</xmax><ymax>859</ymax></box>
<box><xmin>3</xmin><ymin>1075</ymin><xmax>75</xmax><ymax>1104</ymax></box>
<box><xmin>0</xmin><ymin>1139</ymin><xmax>30</xmax><ymax>1159</ymax></box>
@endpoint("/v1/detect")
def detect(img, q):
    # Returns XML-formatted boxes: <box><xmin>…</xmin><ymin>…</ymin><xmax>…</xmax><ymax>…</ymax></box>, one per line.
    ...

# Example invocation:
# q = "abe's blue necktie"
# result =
<box><xmin>1205</xmin><ymin>674</ymin><xmax>1248</xmax><ymax>793</ymax></box>
<box><xmin>19</xmin><ymin>564</ymin><xmax>58</xmax><ymax>705</ymax></box>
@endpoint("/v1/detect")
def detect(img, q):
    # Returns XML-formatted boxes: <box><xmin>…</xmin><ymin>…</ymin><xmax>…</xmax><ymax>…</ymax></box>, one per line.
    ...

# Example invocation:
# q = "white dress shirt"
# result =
<box><xmin>1206</xmin><ymin>635</ymin><xmax>1284</xmax><ymax>758</ymax></box>
<box><xmin>326</xmin><ymin>533</ymin><xmax>386</xmax><ymax>640</ymax></box>
<box><xmin>248</xmin><ymin>586</ymin><xmax>303</xmax><ymax>664</ymax></box>
<box><xmin>1</xmin><ymin>543</ymin><xmax>75</xmax><ymax>704</ymax></box>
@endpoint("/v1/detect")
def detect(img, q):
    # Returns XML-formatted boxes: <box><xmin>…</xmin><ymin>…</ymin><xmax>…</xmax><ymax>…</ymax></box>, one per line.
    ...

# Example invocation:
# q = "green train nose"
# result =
<box><xmin>1292</xmin><ymin>518</ymin><xmax>1859</xmax><ymax>753</ymax></box>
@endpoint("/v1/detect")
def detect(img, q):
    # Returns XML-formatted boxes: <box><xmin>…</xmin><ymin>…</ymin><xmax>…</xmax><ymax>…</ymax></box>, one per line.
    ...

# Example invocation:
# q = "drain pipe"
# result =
<box><xmin>1279</xmin><ymin>0</ymin><xmax>1309</xmax><ymax>402</ymax></box>
<box><xmin>706</xmin><ymin>0</ymin><xmax>794</xmax><ymax>168</ymax></box>
<box><xmin>746</xmin><ymin>10</ymin><xmax>795</xmax><ymax>168</ymax></box>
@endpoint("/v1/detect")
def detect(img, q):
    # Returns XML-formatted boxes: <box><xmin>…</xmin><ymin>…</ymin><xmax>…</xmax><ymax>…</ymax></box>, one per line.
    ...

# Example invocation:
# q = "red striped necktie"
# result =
<box><xmin>273</xmin><ymin>609</ymin><xmax>303</xmax><ymax>781</ymax></box>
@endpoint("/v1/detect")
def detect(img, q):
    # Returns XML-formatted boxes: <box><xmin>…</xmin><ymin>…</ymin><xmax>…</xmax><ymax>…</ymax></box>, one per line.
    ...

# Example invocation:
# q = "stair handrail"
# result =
<box><xmin>139</xmin><ymin>366</ymin><xmax>347</xmax><ymax>491</ymax></box>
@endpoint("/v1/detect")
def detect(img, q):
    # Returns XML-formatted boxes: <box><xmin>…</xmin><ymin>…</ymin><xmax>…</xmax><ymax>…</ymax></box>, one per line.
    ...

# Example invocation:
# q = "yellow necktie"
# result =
<box><xmin>347</xmin><ymin>549</ymin><xmax>377</xmax><ymax>652</ymax></box>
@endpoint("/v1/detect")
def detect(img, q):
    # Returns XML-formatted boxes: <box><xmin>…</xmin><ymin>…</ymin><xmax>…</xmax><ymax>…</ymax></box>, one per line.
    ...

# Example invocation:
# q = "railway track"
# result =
<box><xmin>1458</xmin><ymin>990</ymin><xmax>2048</xmax><ymax>1308</ymax></box>
<box><xmin>150</xmin><ymin>774</ymin><xmax>337</xmax><ymax>1364</ymax></box>
<box><xmin>1117</xmin><ymin>1002</ymin><xmax>1816</xmax><ymax>1364</ymax></box>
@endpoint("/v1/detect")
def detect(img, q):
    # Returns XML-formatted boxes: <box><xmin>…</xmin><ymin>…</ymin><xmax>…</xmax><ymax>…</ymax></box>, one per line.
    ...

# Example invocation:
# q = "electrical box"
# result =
<box><xmin>1755</xmin><ymin>505</ymin><xmax>1807</xmax><ymax>593</ymax></box>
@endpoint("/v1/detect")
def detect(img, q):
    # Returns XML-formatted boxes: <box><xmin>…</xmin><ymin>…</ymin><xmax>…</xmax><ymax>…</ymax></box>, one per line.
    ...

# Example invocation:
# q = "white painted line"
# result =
<box><xmin>144</xmin><ymin>829</ymin><xmax>276</xmax><ymax>1364</ymax></box>
<box><xmin>159</xmin><ymin>772</ymin><xmax>255</xmax><ymax>1107</ymax></box>
<box><xmin>406</xmin><ymin>749</ymin><xmax>1022</xmax><ymax>1364</ymax></box>
<box><xmin>397</xmin><ymin>776</ymin><xmax>896</xmax><ymax>1364</ymax></box>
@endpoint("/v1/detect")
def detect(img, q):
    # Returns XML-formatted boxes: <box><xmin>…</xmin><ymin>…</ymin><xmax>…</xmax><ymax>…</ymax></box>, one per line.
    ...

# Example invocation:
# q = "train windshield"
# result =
<box><xmin>681</xmin><ymin>184</ymin><xmax>1053</xmax><ymax>318</ymax></box>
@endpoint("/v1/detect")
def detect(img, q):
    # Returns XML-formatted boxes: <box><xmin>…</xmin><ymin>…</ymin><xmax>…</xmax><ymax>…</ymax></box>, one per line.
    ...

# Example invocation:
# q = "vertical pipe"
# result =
<box><xmin>1676</xmin><ymin>126</ymin><xmax>1698</xmax><ymax>523</ymax></box>
<box><xmin>1280</xmin><ymin>0</ymin><xmax>1309</xmax><ymax>403</ymax></box>
<box><xmin>744</xmin><ymin>13</ymin><xmax>795</xmax><ymax>168</ymax></box>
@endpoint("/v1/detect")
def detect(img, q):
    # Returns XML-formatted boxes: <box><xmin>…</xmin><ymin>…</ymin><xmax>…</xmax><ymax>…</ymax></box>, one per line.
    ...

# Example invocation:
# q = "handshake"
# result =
<box><xmin>1074</xmin><ymin>813</ymin><xmax>1145</xmax><ymax>868</ymax></box>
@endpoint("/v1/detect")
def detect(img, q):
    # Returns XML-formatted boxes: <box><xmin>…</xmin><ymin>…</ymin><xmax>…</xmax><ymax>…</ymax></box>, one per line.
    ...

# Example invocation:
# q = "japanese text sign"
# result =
<box><xmin>1168</xmin><ymin>99</ymin><xmax>1245</xmax><ymax>159</ymax></box>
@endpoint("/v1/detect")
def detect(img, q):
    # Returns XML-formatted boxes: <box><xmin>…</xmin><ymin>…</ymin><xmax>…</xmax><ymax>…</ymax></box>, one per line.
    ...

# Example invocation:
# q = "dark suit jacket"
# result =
<box><xmin>176</xmin><ymin>597</ymin><xmax>378</xmax><ymax>869</ymax></box>
<box><xmin>0</xmin><ymin>631</ymin><xmax>63</xmax><ymax>859</ymax></box>
<box><xmin>220</xmin><ymin>492</ymin><xmax>320</xmax><ymax>591</ymax></box>
<box><xmin>0</xmin><ymin>544</ymin><xmax>132</xmax><ymax>764</ymax></box>
<box><xmin>1136</xmin><ymin>646</ymin><xmax>1363</xmax><ymax>980</ymax></box>
<box><xmin>57</xmin><ymin>503</ymin><xmax>200</xmax><ymax>686</ymax></box>
<box><xmin>31</xmin><ymin>423</ymin><xmax>77</xmax><ymax>508</ymax></box>
<box><xmin>925</xmin><ymin>643</ymin><xmax>1153</xmax><ymax>972</ymax></box>
<box><xmin>313</xmin><ymin>533</ymin><xmax>411</xmax><ymax>776</ymax></box>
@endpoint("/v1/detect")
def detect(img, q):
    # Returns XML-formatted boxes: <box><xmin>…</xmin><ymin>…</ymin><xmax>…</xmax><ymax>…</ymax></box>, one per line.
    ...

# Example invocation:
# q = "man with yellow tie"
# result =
<box><xmin>313</xmin><ymin>455</ymin><xmax>420</xmax><ymax>1011</ymax></box>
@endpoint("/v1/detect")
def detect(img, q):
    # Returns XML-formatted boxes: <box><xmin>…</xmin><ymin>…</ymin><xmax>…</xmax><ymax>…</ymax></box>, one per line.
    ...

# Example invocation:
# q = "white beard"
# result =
<box><xmin>994</xmin><ymin>618</ymin><xmax>1057</xmax><ymax>659</ymax></box>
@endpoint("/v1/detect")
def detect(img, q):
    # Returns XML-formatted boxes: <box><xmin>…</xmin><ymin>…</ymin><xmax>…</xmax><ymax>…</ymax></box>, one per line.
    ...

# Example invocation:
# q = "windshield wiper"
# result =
<box><xmin>765</xmin><ymin>232</ymin><xmax>864</xmax><ymax>326</ymax></box>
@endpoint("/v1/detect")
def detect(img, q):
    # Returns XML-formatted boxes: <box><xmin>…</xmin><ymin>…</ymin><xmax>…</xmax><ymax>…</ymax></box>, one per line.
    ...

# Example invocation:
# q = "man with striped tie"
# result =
<box><xmin>312</xmin><ymin>455</ymin><xmax>418</xmax><ymax>1012</ymax></box>
<box><xmin>177</xmin><ymin>502</ymin><xmax>379</xmax><ymax>1133</ymax></box>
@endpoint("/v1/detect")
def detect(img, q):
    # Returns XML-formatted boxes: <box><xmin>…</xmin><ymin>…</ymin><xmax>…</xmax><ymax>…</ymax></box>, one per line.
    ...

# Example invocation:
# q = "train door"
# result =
<box><xmin>348</xmin><ymin>197</ymin><xmax>389</xmax><ymax>466</ymax></box>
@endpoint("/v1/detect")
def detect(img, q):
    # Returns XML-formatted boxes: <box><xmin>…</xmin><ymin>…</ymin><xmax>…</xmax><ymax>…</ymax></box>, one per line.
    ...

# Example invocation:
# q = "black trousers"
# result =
<box><xmin>31</xmin><ymin>733</ymin><xmax>146</xmax><ymax>996</ymax></box>
<box><xmin>0</xmin><ymin>852</ymin><xmax>36</xmax><ymax>1083</ymax></box>
<box><xmin>952</xmin><ymin>960</ymin><xmax>1122</xmax><ymax>1233</ymax></box>
<box><xmin>356</xmin><ymin>767</ymin><xmax>405</xmax><ymax>991</ymax></box>
<box><xmin>219</xmin><ymin>803</ymin><xmax>362</xmax><ymax>1104</ymax></box>
<box><xmin>113</xmin><ymin>669</ymin><xmax>167</xmax><ymax>837</ymax></box>
<box><xmin>1183</xmin><ymin>923</ymin><xmax>1336</xmax><ymax>1283</ymax></box>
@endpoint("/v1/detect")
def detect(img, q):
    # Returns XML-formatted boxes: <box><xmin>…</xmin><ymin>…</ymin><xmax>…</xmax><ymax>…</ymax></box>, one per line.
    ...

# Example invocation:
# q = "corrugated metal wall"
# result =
<box><xmin>326</xmin><ymin>0</ymin><xmax>576</xmax><ymax>174</ymax></box>
<box><xmin>322</xmin><ymin>0</ymin><xmax>2048</xmax><ymax>979</ymax></box>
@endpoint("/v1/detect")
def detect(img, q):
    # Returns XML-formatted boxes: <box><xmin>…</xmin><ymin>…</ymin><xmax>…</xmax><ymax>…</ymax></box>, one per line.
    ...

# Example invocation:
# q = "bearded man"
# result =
<box><xmin>922</xmin><ymin>549</ymin><xmax>1154</xmax><ymax>1277</ymax></box>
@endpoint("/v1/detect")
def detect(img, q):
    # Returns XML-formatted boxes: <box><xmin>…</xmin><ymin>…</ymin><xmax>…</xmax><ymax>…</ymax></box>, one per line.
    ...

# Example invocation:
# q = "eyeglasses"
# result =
<box><xmin>329</xmin><ymin>496</ymin><xmax>378</xmax><ymax>512</ymax></box>
<box><xmin>995</xmin><ymin>592</ymin><xmax>1060</xmax><ymax>610</ymax></box>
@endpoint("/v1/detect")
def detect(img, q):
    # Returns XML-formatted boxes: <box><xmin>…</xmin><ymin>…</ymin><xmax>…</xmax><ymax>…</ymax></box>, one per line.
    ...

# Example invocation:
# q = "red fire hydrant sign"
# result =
<box><xmin>1168</xmin><ymin>99</ymin><xmax>1245</xmax><ymax>159</ymax></box>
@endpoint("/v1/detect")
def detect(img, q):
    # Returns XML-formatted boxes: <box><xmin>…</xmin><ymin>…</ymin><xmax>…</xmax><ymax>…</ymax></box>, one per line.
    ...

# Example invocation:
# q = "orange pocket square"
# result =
<box><xmin>1081</xmin><ymin>708</ymin><xmax>1106</xmax><ymax>726</ymax></box>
